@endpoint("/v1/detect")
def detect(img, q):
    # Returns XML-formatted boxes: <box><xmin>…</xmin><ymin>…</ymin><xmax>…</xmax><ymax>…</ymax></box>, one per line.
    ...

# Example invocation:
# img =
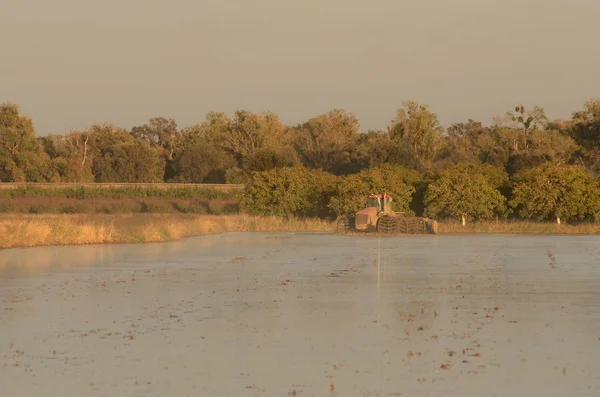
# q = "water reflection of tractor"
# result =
<box><xmin>336</xmin><ymin>193</ymin><xmax>439</xmax><ymax>234</ymax></box>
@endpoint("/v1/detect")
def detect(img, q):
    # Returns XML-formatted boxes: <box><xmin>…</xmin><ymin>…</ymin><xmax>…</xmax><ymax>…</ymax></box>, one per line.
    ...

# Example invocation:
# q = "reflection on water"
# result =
<box><xmin>1</xmin><ymin>233</ymin><xmax>600</xmax><ymax>397</ymax></box>
<box><xmin>0</xmin><ymin>232</ymin><xmax>298</xmax><ymax>278</ymax></box>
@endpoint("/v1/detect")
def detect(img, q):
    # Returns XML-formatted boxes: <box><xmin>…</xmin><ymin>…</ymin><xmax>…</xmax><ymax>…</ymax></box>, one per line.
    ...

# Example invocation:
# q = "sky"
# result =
<box><xmin>1</xmin><ymin>0</ymin><xmax>599</xmax><ymax>135</ymax></box>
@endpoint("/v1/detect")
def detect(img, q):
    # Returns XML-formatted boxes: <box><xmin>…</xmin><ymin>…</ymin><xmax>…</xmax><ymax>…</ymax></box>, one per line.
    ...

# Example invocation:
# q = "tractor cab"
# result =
<box><xmin>366</xmin><ymin>193</ymin><xmax>393</xmax><ymax>215</ymax></box>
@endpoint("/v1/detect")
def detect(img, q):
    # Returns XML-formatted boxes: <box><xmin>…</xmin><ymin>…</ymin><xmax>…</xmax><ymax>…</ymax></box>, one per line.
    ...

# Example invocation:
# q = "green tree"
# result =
<box><xmin>199</xmin><ymin>110</ymin><xmax>287</xmax><ymax>161</ymax></box>
<box><xmin>239</xmin><ymin>166</ymin><xmax>337</xmax><ymax>218</ymax></box>
<box><xmin>88</xmin><ymin>123</ymin><xmax>165</xmax><ymax>182</ymax></box>
<box><xmin>292</xmin><ymin>109</ymin><xmax>359</xmax><ymax>173</ymax></box>
<box><xmin>170</xmin><ymin>143</ymin><xmax>236</xmax><ymax>183</ymax></box>
<box><xmin>40</xmin><ymin>132</ymin><xmax>94</xmax><ymax>182</ymax></box>
<box><xmin>389</xmin><ymin>101</ymin><xmax>445</xmax><ymax>171</ymax></box>
<box><xmin>242</xmin><ymin>147</ymin><xmax>299</xmax><ymax>173</ymax></box>
<box><xmin>569</xmin><ymin>99</ymin><xmax>600</xmax><ymax>173</ymax></box>
<box><xmin>435</xmin><ymin>120</ymin><xmax>495</xmax><ymax>167</ymax></box>
<box><xmin>355</xmin><ymin>130</ymin><xmax>411</xmax><ymax>169</ymax></box>
<box><xmin>0</xmin><ymin>103</ymin><xmax>50</xmax><ymax>182</ymax></box>
<box><xmin>505</xmin><ymin>129</ymin><xmax>579</xmax><ymax>175</ymax></box>
<box><xmin>328</xmin><ymin>164</ymin><xmax>420</xmax><ymax>216</ymax></box>
<box><xmin>509</xmin><ymin>163</ymin><xmax>600</xmax><ymax>224</ymax></box>
<box><xmin>131</xmin><ymin>117</ymin><xmax>181</xmax><ymax>161</ymax></box>
<box><xmin>495</xmin><ymin>104</ymin><xmax>548</xmax><ymax>153</ymax></box>
<box><xmin>424</xmin><ymin>164</ymin><xmax>508</xmax><ymax>225</ymax></box>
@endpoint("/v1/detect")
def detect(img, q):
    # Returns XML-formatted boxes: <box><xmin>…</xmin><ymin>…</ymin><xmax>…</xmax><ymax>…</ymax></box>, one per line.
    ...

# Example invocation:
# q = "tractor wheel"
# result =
<box><xmin>403</xmin><ymin>217</ymin><xmax>424</xmax><ymax>234</ymax></box>
<box><xmin>427</xmin><ymin>219</ymin><xmax>439</xmax><ymax>234</ymax></box>
<box><xmin>336</xmin><ymin>215</ymin><xmax>354</xmax><ymax>233</ymax></box>
<box><xmin>377</xmin><ymin>215</ymin><xmax>398</xmax><ymax>234</ymax></box>
<box><xmin>395</xmin><ymin>217</ymin><xmax>409</xmax><ymax>234</ymax></box>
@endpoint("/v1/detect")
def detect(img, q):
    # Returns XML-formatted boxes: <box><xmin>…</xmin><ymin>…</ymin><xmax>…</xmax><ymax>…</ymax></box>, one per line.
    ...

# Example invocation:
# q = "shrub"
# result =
<box><xmin>423</xmin><ymin>164</ymin><xmax>508</xmax><ymax>224</ymax></box>
<box><xmin>328</xmin><ymin>165</ymin><xmax>419</xmax><ymax>216</ymax></box>
<box><xmin>509</xmin><ymin>163</ymin><xmax>600</xmax><ymax>223</ymax></box>
<box><xmin>238</xmin><ymin>166</ymin><xmax>337</xmax><ymax>218</ymax></box>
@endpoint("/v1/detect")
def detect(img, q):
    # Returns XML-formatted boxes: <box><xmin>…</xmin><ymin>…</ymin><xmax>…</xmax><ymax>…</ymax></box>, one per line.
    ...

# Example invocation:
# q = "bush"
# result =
<box><xmin>509</xmin><ymin>163</ymin><xmax>600</xmax><ymax>223</ymax></box>
<box><xmin>328</xmin><ymin>165</ymin><xmax>420</xmax><ymax>216</ymax></box>
<box><xmin>423</xmin><ymin>164</ymin><xmax>508</xmax><ymax>224</ymax></box>
<box><xmin>238</xmin><ymin>166</ymin><xmax>337</xmax><ymax>218</ymax></box>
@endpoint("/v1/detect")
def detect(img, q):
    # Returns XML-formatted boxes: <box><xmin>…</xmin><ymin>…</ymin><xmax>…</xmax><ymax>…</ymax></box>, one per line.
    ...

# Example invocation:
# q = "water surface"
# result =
<box><xmin>1</xmin><ymin>233</ymin><xmax>599</xmax><ymax>396</ymax></box>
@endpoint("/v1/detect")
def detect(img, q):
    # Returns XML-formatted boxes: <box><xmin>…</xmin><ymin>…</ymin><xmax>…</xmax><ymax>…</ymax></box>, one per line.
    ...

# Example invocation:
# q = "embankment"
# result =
<box><xmin>0</xmin><ymin>214</ymin><xmax>334</xmax><ymax>249</ymax></box>
<box><xmin>2</xmin><ymin>214</ymin><xmax>599</xmax><ymax>250</ymax></box>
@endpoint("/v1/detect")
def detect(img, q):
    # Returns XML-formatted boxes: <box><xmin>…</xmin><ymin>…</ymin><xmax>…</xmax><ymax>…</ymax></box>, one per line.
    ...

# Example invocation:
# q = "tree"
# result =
<box><xmin>355</xmin><ymin>130</ymin><xmax>411</xmax><ymax>169</ymax></box>
<box><xmin>505</xmin><ymin>129</ymin><xmax>578</xmax><ymax>175</ymax></box>
<box><xmin>242</xmin><ymin>147</ymin><xmax>299</xmax><ymax>173</ymax></box>
<box><xmin>131</xmin><ymin>117</ymin><xmax>181</xmax><ymax>160</ymax></box>
<box><xmin>389</xmin><ymin>101</ymin><xmax>445</xmax><ymax>171</ymax></box>
<box><xmin>494</xmin><ymin>104</ymin><xmax>548</xmax><ymax>153</ymax></box>
<box><xmin>328</xmin><ymin>164</ymin><xmax>420</xmax><ymax>216</ymax></box>
<box><xmin>292</xmin><ymin>109</ymin><xmax>359</xmax><ymax>173</ymax></box>
<box><xmin>238</xmin><ymin>166</ymin><xmax>337</xmax><ymax>218</ymax></box>
<box><xmin>435</xmin><ymin>120</ymin><xmax>493</xmax><ymax>167</ymax></box>
<box><xmin>0</xmin><ymin>103</ymin><xmax>50</xmax><ymax>182</ymax></box>
<box><xmin>506</xmin><ymin>104</ymin><xmax>548</xmax><ymax>134</ymax></box>
<box><xmin>42</xmin><ymin>131</ymin><xmax>94</xmax><ymax>182</ymax></box>
<box><xmin>424</xmin><ymin>164</ymin><xmax>508</xmax><ymax>225</ymax></box>
<box><xmin>170</xmin><ymin>143</ymin><xmax>236</xmax><ymax>183</ymax></box>
<box><xmin>569</xmin><ymin>99</ymin><xmax>600</xmax><ymax>174</ymax></box>
<box><xmin>198</xmin><ymin>110</ymin><xmax>287</xmax><ymax>161</ymax></box>
<box><xmin>509</xmin><ymin>163</ymin><xmax>600</xmax><ymax>224</ymax></box>
<box><xmin>87</xmin><ymin>123</ymin><xmax>165</xmax><ymax>182</ymax></box>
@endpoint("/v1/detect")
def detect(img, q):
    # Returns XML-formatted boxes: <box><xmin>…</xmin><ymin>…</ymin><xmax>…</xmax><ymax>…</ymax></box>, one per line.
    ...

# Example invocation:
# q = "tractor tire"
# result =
<box><xmin>377</xmin><ymin>215</ymin><xmax>400</xmax><ymax>234</ymax></box>
<box><xmin>376</xmin><ymin>216</ymin><xmax>439</xmax><ymax>235</ymax></box>
<box><xmin>398</xmin><ymin>217</ymin><xmax>410</xmax><ymax>233</ymax></box>
<box><xmin>427</xmin><ymin>219</ymin><xmax>439</xmax><ymax>234</ymax></box>
<box><xmin>336</xmin><ymin>215</ymin><xmax>354</xmax><ymax>233</ymax></box>
<box><xmin>405</xmin><ymin>217</ymin><xmax>426</xmax><ymax>234</ymax></box>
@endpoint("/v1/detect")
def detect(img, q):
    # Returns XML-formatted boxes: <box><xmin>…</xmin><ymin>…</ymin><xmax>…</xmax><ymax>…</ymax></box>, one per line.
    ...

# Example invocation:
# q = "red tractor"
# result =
<box><xmin>336</xmin><ymin>193</ymin><xmax>438</xmax><ymax>234</ymax></box>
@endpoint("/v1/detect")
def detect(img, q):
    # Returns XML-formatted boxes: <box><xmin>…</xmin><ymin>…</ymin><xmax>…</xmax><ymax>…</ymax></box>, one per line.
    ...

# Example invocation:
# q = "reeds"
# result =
<box><xmin>438</xmin><ymin>220</ymin><xmax>600</xmax><ymax>234</ymax></box>
<box><xmin>0</xmin><ymin>214</ymin><xmax>335</xmax><ymax>249</ymax></box>
<box><xmin>2</xmin><ymin>215</ymin><xmax>598</xmax><ymax>250</ymax></box>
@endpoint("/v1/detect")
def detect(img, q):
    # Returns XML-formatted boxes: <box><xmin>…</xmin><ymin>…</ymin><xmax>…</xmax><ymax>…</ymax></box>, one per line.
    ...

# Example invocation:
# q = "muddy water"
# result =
<box><xmin>1</xmin><ymin>233</ymin><xmax>600</xmax><ymax>397</ymax></box>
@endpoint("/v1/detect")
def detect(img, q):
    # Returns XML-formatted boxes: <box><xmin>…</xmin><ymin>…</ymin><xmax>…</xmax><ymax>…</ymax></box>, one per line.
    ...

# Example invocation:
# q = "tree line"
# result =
<box><xmin>1</xmin><ymin>99</ymin><xmax>599</xmax><ymax>223</ymax></box>
<box><xmin>238</xmin><ymin>163</ymin><xmax>600</xmax><ymax>225</ymax></box>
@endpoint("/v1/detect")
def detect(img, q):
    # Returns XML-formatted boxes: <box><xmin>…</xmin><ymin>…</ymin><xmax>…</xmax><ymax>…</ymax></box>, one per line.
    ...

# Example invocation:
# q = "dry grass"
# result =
<box><xmin>2</xmin><ymin>215</ymin><xmax>598</xmax><ymax>250</ymax></box>
<box><xmin>0</xmin><ymin>214</ymin><xmax>335</xmax><ymax>249</ymax></box>
<box><xmin>438</xmin><ymin>220</ymin><xmax>600</xmax><ymax>234</ymax></box>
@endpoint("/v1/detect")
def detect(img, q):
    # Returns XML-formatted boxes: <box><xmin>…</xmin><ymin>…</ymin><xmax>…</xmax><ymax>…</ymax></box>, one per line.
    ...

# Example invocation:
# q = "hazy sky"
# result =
<box><xmin>1</xmin><ymin>0</ymin><xmax>599</xmax><ymax>135</ymax></box>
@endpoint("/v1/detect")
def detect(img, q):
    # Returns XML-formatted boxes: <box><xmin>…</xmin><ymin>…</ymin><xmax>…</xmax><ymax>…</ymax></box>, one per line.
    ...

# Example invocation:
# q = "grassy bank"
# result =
<box><xmin>0</xmin><ymin>185</ymin><xmax>237</xmax><ymax>199</ymax></box>
<box><xmin>438</xmin><ymin>220</ymin><xmax>600</xmax><ymax>234</ymax></box>
<box><xmin>0</xmin><ymin>197</ymin><xmax>239</xmax><ymax>215</ymax></box>
<box><xmin>0</xmin><ymin>185</ymin><xmax>241</xmax><ymax>215</ymax></box>
<box><xmin>0</xmin><ymin>214</ymin><xmax>335</xmax><ymax>249</ymax></box>
<box><xmin>2</xmin><ymin>215</ymin><xmax>599</xmax><ymax>250</ymax></box>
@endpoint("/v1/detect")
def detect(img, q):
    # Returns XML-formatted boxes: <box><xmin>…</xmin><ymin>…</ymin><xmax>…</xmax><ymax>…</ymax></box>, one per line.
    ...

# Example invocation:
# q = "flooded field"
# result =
<box><xmin>1</xmin><ymin>233</ymin><xmax>600</xmax><ymax>396</ymax></box>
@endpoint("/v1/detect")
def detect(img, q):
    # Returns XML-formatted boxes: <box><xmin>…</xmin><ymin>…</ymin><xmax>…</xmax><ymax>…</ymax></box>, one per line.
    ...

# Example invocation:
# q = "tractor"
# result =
<box><xmin>336</xmin><ymin>193</ymin><xmax>438</xmax><ymax>234</ymax></box>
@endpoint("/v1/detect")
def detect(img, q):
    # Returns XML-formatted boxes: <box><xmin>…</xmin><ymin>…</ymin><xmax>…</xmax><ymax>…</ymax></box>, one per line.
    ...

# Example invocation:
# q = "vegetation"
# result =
<box><xmin>238</xmin><ymin>166</ymin><xmax>336</xmax><ymax>218</ymax></box>
<box><xmin>438</xmin><ymin>220</ymin><xmax>600</xmax><ymax>234</ymax></box>
<box><xmin>0</xmin><ymin>185</ymin><xmax>236</xmax><ymax>199</ymax></box>
<box><xmin>2</xmin><ymin>214</ymin><xmax>599</xmax><ymax>250</ymax></box>
<box><xmin>509</xmin><ymin>164</ymin><xmax>600</xmax><ymax>224</ymax></box>
<box><xmin>424</xmin><ymin>164</ymin><xmax>508</xmax><ymax>225</ymax></box>
<box><xmin>328</xmin><ymin>165</ymin><xmax>419</xmax><ymax>216</ymax></box>
<box><xmin>0</xmin><ymin>214</ymin><xmax>335</xmax><ymax>249</ymax></box>
<box><xmin>2</xmin><ymin>99</ymin><xmax>600</xmax><ymax>228</ymax></box>
<box><xmin>0</xmin><ymin>197</ymin><xmax>238</xmax><ymax>215</ymax></box>
<box><xmin>0</xmin><ymin>185</ymin><xmax>239</xmax><ymax>215</ymax></box>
